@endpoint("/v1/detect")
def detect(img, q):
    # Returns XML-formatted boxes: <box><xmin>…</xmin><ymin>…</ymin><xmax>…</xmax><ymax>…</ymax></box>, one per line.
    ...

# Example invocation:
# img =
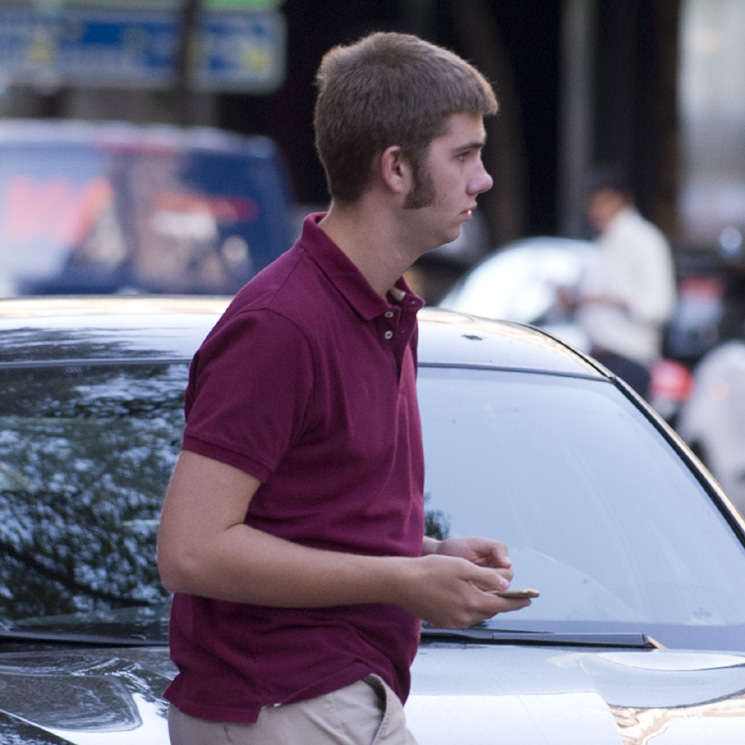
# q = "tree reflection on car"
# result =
<box><xmin>0</xmin><ymin>363</ymin><xmax>185</xmax><ymax>620</ymax></box>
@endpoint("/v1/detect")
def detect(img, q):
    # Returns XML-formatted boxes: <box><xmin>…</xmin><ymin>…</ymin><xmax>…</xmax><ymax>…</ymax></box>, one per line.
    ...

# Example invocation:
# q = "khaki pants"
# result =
<box><xmin>167</xmin><ymin>675</ymin><xmax>419</xmax><ymax>745</ymax></box>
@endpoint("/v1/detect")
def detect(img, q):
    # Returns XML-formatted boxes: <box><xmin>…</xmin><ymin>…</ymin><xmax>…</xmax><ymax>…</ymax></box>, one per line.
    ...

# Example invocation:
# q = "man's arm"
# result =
<box><xmin>157</xmin><ymin>451</ymin><xmax>530</xmax><ymax>628</ymax></box>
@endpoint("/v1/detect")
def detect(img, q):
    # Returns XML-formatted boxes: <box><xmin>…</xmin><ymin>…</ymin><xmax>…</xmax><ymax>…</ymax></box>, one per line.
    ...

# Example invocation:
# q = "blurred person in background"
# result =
<box><xmin>569</xmin><ymin>164</ymin><xmax>677</xmax><ymax>398</ymax></box>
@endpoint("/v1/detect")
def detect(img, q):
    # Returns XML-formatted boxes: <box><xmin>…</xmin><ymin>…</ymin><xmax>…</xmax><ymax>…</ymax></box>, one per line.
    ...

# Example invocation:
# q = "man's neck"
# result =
<box><xmin>318</xmin><ymin>203</ymin><xmax>418</xmax><ymax>298</ymax></box>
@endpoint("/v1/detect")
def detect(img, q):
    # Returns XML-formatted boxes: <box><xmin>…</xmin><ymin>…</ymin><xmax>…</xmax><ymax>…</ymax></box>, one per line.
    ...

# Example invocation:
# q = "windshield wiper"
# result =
<box><xmin>0</xmin><ymin>628</ymin><xmax>166</xmax><ymax>647</ymax></box>
<box><xmin>421</xmin><ymin>626</ymin><xmax>664</xmax><ymax>649</ymax></box>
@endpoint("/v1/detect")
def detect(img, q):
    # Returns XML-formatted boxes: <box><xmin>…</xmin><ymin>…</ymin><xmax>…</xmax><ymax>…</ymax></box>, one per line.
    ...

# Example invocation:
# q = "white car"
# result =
<box><xmin>439</xmin><ymin>235</ymin><xmax>700</xmax><ymax>423</ymax></box>
<box><xmin>439</xmin><ymin>235</ymin><xmax>593</xmax><ymax>351</ymax></box>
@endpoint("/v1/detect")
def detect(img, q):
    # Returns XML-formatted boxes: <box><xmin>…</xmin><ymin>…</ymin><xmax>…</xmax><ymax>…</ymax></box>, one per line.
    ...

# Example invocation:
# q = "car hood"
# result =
<box><xmin>406</xmin><ymin>642</ymin><xmax>745</xmax><ymax>744</ymax></box>
<box><xmin>0</xmin><ymin>646</ymin><xmax>174</xmax><ymax>744</ymax></box>
<box><xmin>2</xmin><ymin>644</ymin><xmax>745</xmax><ymax>743</ymax></box>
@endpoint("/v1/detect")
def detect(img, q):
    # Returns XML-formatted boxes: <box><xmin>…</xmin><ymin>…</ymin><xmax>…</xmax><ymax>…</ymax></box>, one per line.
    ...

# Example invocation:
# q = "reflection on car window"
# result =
<box><xmin>418</xmin><ymin>367</ymin><xmax>745</xmax><ymax>640</ymax></box>
<box><xmin>0</xmin><ymin>363</ymin><xmax>188</xmax><ymax>622</ymax></box>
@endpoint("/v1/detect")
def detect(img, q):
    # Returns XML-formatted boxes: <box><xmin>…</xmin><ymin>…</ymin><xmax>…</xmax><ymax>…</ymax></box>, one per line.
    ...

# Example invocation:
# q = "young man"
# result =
<box><xmin>576</xmin><ymin>164</ymin><xmax>677</xmax><ymax>398</ymax></box>
<box><xmin>157</xmin><ymin>31</ymin><xmax>530</xmax><ymax>745</ymax></box>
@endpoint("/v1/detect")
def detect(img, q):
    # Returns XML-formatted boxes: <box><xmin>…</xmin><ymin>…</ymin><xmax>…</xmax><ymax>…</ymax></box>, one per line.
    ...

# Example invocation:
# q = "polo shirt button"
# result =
<box><xmin>384</xmin><ymin>311</ymin><xmax>394</xmax><ymax>319</ymax></box>
<box><xmin>384</xmin><ymin>330</ymin><xmax>394</xmax><ymax>340</ymax></box>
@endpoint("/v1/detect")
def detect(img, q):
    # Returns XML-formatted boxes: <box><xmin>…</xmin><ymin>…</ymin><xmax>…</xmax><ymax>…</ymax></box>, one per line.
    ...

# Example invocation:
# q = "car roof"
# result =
<box><xmin>417</xmin><ymin>307</ymin><xmax>601</xmax><ymax>377</ymax></box>
<box><xmin>0</xmin><ymin>296</ymin><xmax>228</xmax><ymax>365</ymax></box>
<box><xmin>0</xmin><ymin>118</ymin><xmax>280</xmax><ymax>157</ymax></box>
<box><xmin>0</xmin><ymin>296</ymin><xmax>605</xmax><ymax>379</ymax></box>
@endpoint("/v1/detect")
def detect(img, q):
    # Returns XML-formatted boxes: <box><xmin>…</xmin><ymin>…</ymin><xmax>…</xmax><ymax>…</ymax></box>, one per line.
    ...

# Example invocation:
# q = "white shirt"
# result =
<box><xmin>578</xmin><ymin>207</ymin><xmax>677</xmax><ymax>366</ymax></box>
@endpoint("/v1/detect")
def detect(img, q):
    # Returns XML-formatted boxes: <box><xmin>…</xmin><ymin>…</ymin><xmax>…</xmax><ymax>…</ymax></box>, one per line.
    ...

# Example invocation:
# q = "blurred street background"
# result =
<box><xmin>3</xmin><ymin>1</ymin><xmax>744</xmax><ymax>274</ymax></box>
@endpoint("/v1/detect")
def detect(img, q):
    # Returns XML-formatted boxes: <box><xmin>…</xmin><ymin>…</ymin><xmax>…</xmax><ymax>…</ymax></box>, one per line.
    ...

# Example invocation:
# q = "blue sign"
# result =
<box><xmin>0</xmin><ymin>6</ymin><xmax>286</xmax><ymax>92</ymax></box>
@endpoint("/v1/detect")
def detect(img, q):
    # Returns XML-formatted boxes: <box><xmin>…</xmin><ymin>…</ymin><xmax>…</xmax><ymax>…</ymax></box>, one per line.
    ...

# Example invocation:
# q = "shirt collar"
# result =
<box><xmin>299</xmin><ymin>213</ymin><xmax>424</xmax><ymax>321</ymax></box>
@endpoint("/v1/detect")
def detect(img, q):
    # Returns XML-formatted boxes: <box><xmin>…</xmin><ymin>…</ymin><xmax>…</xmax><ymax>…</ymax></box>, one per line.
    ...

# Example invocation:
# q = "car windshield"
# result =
<box><xmin>2</xmin><ymin>358</ymin><xmax>745</xmax><ymax>650</ymax></box>
<box><xmin>418</xmin><ymin>366</ymin><xmax>745</xmax><ymax>649</ymax></box>
<box><xmin>0</xmin><ymin>361</ymin><xmax>186</xmax><ymax>642</ymax></box>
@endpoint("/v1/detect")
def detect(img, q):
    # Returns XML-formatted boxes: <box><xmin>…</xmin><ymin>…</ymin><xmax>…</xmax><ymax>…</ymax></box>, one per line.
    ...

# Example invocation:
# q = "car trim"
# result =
<box><xmin>421</xmin><ymin>628</ymin><xmax>664</xmax><ymax>649</ymax></box>
<box><xmin>0</xmin><ymin>356</ymin><xmax>192</xmax><ymax>370</ymax></box>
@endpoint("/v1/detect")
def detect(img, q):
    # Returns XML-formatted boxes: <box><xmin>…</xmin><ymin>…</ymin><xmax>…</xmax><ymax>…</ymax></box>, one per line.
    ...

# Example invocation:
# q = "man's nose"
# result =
<box><xmin>470</xmin><ymin>162</ymin><xmax>493</xmax><ymax>195</ymax></box>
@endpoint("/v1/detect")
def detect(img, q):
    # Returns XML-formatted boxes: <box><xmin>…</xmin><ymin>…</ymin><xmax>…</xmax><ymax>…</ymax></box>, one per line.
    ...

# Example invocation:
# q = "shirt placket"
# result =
<box><xmin>380</xmin><ymin>301</ymin><xmax>417</xmax><ymax>379</ymax></box>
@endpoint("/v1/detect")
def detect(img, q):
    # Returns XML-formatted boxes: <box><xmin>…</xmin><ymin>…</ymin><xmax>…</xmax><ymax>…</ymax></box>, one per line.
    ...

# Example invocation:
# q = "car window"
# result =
<box><xmin>0</xmin><ymin>362</ymin><xmax>188</xmax><ymax>623</ymax></box>
<box><xmin>418</xmin><ymin>366</ymin><xmax>745</xmax><ymax>647</ymax></box>
<box><xmin>0</xmin><ymin>138</ymin><xmax>292</xmax><ymax>296</ymax></box>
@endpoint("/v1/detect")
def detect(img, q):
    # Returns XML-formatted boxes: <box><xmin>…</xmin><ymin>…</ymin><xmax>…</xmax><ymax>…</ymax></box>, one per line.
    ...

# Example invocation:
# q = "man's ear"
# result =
<box><xmin>379</xmin><ymin>146</ymin><xmax>412</xmax><ymax>195</ymax></box>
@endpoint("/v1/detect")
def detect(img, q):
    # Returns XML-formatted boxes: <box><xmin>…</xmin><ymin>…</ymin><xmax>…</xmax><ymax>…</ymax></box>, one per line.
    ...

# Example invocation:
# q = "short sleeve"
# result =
<box><xmin>182</xmin><ymin>309</ymin><xmax>315</xmax><ymax>481</ymax></box>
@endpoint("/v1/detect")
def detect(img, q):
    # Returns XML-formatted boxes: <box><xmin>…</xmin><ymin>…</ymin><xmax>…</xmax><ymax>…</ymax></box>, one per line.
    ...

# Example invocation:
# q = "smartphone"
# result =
<box><xmin>492</xmin><ymin>588</ymin><xmax>539</xmax><ymax>599</ymax></box>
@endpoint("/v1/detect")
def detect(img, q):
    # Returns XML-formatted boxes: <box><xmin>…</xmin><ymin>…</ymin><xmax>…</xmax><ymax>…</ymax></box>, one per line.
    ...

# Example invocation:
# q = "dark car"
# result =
<box><xmin>2</xmin><ymin>297</ymin><xmax>745</xmax><ymax>743</ymax></box>
<box><xmin>0</xmin><ymin>119</ymin><xmax>294</xmax><ymax>296</ymax></box>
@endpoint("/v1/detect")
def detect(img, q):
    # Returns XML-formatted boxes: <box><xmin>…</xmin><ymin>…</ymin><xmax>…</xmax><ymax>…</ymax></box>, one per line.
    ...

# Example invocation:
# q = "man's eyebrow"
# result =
<box><xmin>455</xmin><ymin>137</ymin><xmax>488</xmax><ymax>152</ymax></box>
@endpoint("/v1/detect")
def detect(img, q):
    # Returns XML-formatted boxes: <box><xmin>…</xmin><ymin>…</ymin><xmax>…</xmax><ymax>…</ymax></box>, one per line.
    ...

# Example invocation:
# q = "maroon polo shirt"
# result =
<box><xmin>164</xmin><ymin>213</ymin><xmax>425</xmax><ymax>723</ymax></box>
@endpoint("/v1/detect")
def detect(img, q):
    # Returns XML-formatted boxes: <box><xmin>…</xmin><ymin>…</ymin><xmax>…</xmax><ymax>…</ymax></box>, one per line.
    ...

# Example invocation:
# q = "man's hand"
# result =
<box><xmin>424</xmin><ymin>535</ymin><xmax>513</xmax><ymax>570</ymax></box>
<box><xmin>402</xmin><ymin>536</ymin><xmax>530</xmax><ymax>628</ymax></box>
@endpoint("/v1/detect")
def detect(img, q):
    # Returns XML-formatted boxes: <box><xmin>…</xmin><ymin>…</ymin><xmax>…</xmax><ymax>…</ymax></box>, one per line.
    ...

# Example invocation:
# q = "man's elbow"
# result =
<box><xmin>157</xmin><ymin>543</ymin><xmax>201</xmax><ymax>595</ymax></box>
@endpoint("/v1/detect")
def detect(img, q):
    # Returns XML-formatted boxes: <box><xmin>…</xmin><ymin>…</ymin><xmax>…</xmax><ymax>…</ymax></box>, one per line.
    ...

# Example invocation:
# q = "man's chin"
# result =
<box><xmin>427</xmin><ymin>227</ymin><xmax>462</xmax><ymax>253</ymax></box>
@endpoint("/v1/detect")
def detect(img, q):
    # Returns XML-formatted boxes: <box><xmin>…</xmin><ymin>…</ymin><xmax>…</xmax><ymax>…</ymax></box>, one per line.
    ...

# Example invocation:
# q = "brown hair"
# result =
<box><xmin>314</xmin><ymin>32</ymin><xmax>498</xmax><ymax>204</ymax></box>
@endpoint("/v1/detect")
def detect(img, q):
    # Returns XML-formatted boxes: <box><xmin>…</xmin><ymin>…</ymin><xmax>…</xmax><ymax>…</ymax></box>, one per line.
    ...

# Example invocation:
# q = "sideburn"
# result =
<box><xmin>403</xmin><ymin>160</ymin><xmax>435</xmax><ymax>209</ymax></box>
